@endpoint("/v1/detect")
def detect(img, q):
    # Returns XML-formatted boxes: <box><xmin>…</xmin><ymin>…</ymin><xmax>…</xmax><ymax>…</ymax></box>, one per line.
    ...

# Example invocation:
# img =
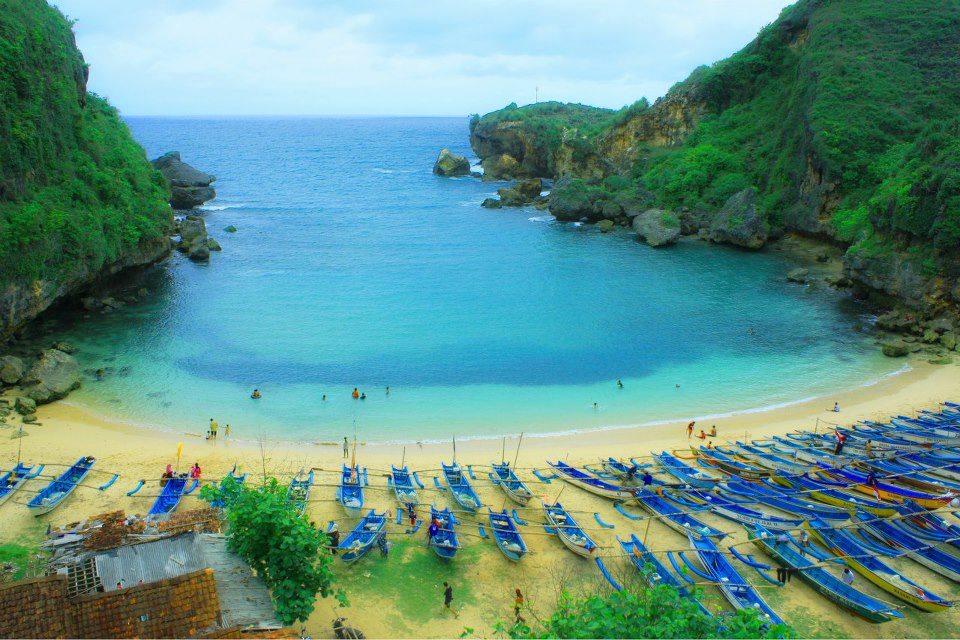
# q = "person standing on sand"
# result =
<box><xmin>328</xmin><ymin>525</ymin><xmax>339</xmax><ymax>555</ymax></box>
<box><xmin>514</xmin><ymin>588</ymin><xmax>525</xmax><ymax>623</ymax></box>
<box><xmin>207</xmin><ymin>418</ymin><xmax>218</xmax><ymax>440</ymax></box>
<box><xmin>443</xmin><ymin>582</ymin><xmax>458</xmax><ymax>618</ymax></box>
<box><xmin>343</xmin><ymin>437</ymin><xmax>349</xmax><ymax>458</ymax></box>
<box><xmin>224</xmin><ymin>424</ymin><xmax>231</xmax><ymax>439</ymax></box>
<box><xmin>687</xmin><ymin>421</ymin><xmax>695</xmax><ymax>438</ymax></box>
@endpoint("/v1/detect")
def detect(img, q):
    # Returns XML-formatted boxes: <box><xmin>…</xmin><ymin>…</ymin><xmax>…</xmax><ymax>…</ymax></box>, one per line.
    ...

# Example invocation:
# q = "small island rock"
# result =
<box><xmin>481</xmin><ymin>198</ymin><xmax>502</xmax><ymax>209</ymax></box>
<box><xmin>432</xmin><ymin>149</ymin><xmax>471</xmax><ymax>177</ymax></box>
<box><xmin>151</xmin><ymin>151</ymin><xmax>217</xmax><ymax>210</ymax></box>
<box><xmin>632</xmin><ymin>209</ymin><xmax>680</xmax><ymax>247</ymax></box>
<box><xmin>786</xmin><ymin>268</ymin><xmax>809</xmax><ymax>283</ymax></box>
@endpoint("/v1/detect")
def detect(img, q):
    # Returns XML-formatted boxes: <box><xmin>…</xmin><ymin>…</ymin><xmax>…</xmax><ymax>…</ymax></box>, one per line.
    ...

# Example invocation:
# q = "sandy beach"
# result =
<box><xmin>2</xmin><ymin>358</ymin><xmax>960</xmax><ymax>638</ymax></box>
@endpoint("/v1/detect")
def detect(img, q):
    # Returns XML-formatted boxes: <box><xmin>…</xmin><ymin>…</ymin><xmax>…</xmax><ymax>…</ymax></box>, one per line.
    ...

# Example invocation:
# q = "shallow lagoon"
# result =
<box><xmin>37</xmin><ymin>117</ymin><xmax>898</xmax><ymax>442</ymax></box>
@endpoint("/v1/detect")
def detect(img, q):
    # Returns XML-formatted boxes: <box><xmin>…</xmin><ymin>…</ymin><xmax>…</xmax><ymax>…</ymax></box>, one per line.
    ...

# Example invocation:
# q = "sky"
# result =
<box><xmin>53</xmin><ymin>0</ymin><xmax>793</xmax><ymax>117</ymax></box>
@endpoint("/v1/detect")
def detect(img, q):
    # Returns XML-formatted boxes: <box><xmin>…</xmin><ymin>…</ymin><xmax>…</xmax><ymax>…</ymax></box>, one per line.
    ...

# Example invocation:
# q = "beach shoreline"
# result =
<box><xmin>3</xmin><ymin>357</ymin><xmax>960</xmax><ymax>638</ymax></box>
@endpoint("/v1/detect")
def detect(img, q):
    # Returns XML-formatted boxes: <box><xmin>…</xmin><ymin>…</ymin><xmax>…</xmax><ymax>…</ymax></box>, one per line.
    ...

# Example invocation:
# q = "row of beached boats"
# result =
<box><xmin>9</xmin><ymin>401</ymin><xmax>960</xmax><ymax>628</ymax></box>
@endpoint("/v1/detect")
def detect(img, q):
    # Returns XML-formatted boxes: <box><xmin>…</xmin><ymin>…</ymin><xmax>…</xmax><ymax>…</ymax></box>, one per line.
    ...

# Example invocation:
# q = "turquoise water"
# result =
<box><xmin>37</xmin><ymin>117</ymin><xmax>898</xmax><ymax>442</ymax></box>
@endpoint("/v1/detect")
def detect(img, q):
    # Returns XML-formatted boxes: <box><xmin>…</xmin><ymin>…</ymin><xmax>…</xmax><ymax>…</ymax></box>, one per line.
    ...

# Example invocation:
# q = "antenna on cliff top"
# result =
<box><xmin>535</xmin><ymin>86</ymin><xmax>539</xmax><ymax>103</ymax></box>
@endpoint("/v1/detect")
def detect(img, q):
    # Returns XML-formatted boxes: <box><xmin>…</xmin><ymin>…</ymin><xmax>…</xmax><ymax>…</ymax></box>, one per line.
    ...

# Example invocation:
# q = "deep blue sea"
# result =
<box><xmin>40</xmin><ymin>117</ymin><xmax>899</xmax><ymax>442</ymax></box>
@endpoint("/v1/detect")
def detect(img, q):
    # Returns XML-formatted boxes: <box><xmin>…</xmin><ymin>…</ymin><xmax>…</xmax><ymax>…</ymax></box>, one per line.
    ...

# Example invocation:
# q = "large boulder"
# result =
<box><xmin>481</xmin><ymin>153</ymin><xmax>522</xmax><ymax>180</ymax></box>
<box><xmin>497</xmin><ymin>179</ymin><xmax>543</xmax><ymax>206</ymax></box>
<box><xmin>151</xmin><ymin>151</ymin><xmax>217</xmax><ymax>210</ymax></box>
<box><xmin>21</xmin><ymin>349</ymin><xmax>81</xmax><ymax>404</ymax></box>
<box><xmin>0</xmin><ymin>355</ymin><xmax>25</xmax><ymax>385</ymax></box>
<box><xmin>632</xmin><ymin>209</ymin><xmax>680</xmax><ymax>247</ymax></box>
<box><xmin>177</xmin><ymin>215</ymin><xmax>211</xmax><ymax>262</ymax></box>
<box><xmin>14</xmin><ymin>396</ymin><xmax>36</xmax><ymax>415</ymax></box>
<box><xmin>881</xmin><ymin>339</ymin><xmax>909</xmax><ymax>357</ymax></box>
<box><xmin>433</xmin><ymin>149</ymin><xmax>471</xmax><ymax>177</ymax></box>
<box><xmin>708</xmin><ymin>189</ymin><xmax>769</xmax><ymax>250</ymax></box>
<box><xmin>786</xmin><ymin>268</ymin><xmax>809</xmax><ymax>283</ymax></box>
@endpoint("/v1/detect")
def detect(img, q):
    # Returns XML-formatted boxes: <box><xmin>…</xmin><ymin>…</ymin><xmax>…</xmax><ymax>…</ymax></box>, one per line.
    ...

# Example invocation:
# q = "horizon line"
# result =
<box><xmin>122</xmin><ymin>113</ymin><xmax>474</xmax><ymax>119</ymax></box>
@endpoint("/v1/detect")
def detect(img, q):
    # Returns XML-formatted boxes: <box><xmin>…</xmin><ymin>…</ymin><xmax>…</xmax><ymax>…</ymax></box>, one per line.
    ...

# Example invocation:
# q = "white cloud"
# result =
<box><xmin>54</xmin><ymin>0</ymin><xmax>792</xmax><ymax>115</ymax></box>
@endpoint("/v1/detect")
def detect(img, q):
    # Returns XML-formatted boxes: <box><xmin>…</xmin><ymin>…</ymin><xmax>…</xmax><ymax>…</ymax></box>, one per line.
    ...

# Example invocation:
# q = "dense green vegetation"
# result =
<box><xmin>499</xmin><ymin>583</ymin><xmax>792</xmax><ymax>639</ymax></box>
<box><xmin>201</xmin><ymin>476</ymin><xmax>342</xmax><ymax>625</ymax></box>
<box><xmin>474</xmin><ymin>0</ymin><xmax>960</xmax><ymax>267</ymax></box>
<box><xmin>0</xmin><ymin>0</ymin><xmax>170</xmax><ymax>285</ymax></box>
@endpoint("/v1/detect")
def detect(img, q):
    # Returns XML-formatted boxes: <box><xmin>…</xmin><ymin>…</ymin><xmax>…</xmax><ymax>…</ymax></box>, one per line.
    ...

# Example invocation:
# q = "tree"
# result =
<box><xmin>200</xmin><ymin>476</ymin><xmax>342</xmax><ymax>625</ymax></box>
<box><xmin>501</xmin><ymin>582</ymin><xmax>793</xmax><ymax>639</ymax></box>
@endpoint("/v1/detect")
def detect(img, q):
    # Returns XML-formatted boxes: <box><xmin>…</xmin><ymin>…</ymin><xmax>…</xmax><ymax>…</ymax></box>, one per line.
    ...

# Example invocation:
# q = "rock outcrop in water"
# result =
<box><xmin>152</xmin><ymin>151</ymin><xmax>217</xmax><ymax>210</ymax></box>
<box><xmin>466</xmin><ymin>0</ymin><xmax>960</xmax><ymax>328</ymax></box>
<box><xmin>632</xmin><ymin>209</ymin><xmax>680</xmax><ymax>247</ymax></box>
<box><xmin>497</xmin><ymin>179</ymin><xmax>544</xmax><ymax>207</ymax></box>
<box><xmin>176</xmin><ymin>215</ymin><xmax>216</xmax><ymax>262</ymax></box>
<box><xmin>432</xmin><ymin>149</ymin><xmax>471</xmax><ymax>177</ymax></box>
<box><xmin>0</xmin><ymin>0</ymin><xmax>173</xmax><ymax>341</ymax></box>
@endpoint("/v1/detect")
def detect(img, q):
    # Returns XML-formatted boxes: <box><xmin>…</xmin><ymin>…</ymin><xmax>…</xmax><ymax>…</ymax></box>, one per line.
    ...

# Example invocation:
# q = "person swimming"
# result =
<box><xmin>617</xmin><ymin>379</ymin><xmax>623</xmax><ymax>389</ymax></box>
<box><xmin>251</xmin><ymin>388</ymin><xmax>261</xmax><ymax>399</ymax></box>
<box><xmin>360</xmin><ymin>392</ymin><xmax>366</xmax><ymax>400</ymax></box>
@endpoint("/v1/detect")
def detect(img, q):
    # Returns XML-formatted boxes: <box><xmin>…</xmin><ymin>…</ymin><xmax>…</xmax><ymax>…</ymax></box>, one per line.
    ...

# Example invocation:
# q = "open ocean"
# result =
<box><xmin>34</xmin><ymin>116</ymin><xmax>900</xmax><ymax>442</ymax></box>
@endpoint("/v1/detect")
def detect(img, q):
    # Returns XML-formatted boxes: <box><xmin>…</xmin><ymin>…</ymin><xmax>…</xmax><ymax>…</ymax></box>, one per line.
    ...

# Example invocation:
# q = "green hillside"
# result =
<box><xmin>0</xmin><ymin>0</ymin><xmax>170</xmax><ymax>329</ymax></box>
<box><xmin>470</xmin><ymin>0</ymin><xmax>960</xmax><ymax>308</ymax></box>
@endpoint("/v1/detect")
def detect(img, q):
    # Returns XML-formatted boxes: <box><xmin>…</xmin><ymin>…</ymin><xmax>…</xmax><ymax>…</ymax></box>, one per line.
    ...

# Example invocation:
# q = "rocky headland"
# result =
<box><xmin>152</xmin><ymin>151</ymin><xmax>217</xmax><ymax>210</ymax></box>
<box><xmin>437</xmin><ymin>0</ymin><xmax>960</xmax><ymax>356</ymax></box>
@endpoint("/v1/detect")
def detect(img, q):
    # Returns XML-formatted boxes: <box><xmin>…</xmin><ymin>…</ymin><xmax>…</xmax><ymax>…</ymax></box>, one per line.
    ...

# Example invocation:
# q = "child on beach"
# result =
<box><xmin>443</xmin><ymin>582</ymin><xmax>458</xmax><ymax>618</ymax></box>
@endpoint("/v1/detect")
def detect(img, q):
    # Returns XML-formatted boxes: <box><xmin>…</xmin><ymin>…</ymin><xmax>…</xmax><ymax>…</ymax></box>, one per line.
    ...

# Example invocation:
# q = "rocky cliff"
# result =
<box><xmin>0</xmin><ymin>0</ymin><xmax>173</xmax><ymax>340</ymax></box>
<box><xmin>469</xmin><ymin>0</ymin><xmax>960</xmax><ymax>320</ymax></box>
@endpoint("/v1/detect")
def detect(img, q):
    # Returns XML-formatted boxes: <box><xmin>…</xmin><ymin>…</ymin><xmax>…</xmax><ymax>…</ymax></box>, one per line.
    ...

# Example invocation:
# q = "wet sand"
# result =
<box><xmin>2</xmin><ymin>359</ymin><xmax>960</xmax><ymax>638</ymax></box>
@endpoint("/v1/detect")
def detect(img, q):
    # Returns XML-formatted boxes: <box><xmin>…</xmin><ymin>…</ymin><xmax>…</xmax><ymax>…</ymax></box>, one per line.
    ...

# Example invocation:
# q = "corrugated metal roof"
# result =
<box><xmin>94</xmin><ymin>532</ymin><xmax>205</xmax><ymax>591</ymax></box>
<box><xmin>199</xmin><ymin>534</ymin><xmax>280</xmax><ymax>629</ymax></box>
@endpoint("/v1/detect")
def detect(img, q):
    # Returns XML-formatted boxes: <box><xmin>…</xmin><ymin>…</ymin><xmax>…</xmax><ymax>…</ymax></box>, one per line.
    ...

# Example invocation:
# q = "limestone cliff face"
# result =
<box><xmin>0</xmin><ymin>0</ymin><xmax>173</xmax><ymax>340</ymax></box>
<box><xmin>468</xmin><ymin>0</ymin><xmax>960</xmax><ymax>319</ymax></box>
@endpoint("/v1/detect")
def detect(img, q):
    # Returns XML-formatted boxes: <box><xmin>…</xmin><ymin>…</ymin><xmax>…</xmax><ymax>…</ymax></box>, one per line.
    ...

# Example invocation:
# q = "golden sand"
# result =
<box><xmin>2</xmin><ymin>359</ymin><xmax>960</xmax><ymax>638</ymax></box>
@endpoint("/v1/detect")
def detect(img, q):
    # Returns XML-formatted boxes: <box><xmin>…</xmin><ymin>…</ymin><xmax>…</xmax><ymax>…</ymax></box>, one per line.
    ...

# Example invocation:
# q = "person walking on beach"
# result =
<box><xmin>343</xmin><ymin>437</ymin><xmax>349</xmax><ymax>458</ymax></box>
<box><xmin>513</xmin><ymin>588</ymin><xmax>525</xmax><ymax>623</ymax></box>
<box><xmin>207</xmin><ymin>418</ymin><xmax>218</xmax><ymax>440</ymax></box>
<box><xmin>328</xmin><ymin>525</ymin><xmax>340</xmax><ymax>555</ymax></box>
<box><xmin>834</xmin><ymin>430</ymin><xmax>846</xmax><ymax>455</ymax></box>
<box><xmin>224</xmin><ymin>424</ymin><xmax>231</xmax><ymax>439</ymax></box>
<box><xmin>442</xmin><ymin>582</ymin><xmax>458</xmax><ymax>618</ymax></box>
<box><xmin>687</xmin><ymin>421</ymin><xmax>695</xmax><ymax>438</ymax></box>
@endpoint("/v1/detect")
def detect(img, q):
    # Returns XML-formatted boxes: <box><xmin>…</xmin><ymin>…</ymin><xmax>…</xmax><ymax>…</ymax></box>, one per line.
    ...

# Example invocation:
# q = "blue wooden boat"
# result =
<box><xmin>675</xmin><ymin>488</ymin><xmax>801</xmax><ymax>530</ymax></box>
<box><xmin>287</xmin><ymin>470</ymin><xmax>313</xmax><ymax>516</ymax></box>
<box><xmin>818</xmin><ymin>465</ymin><xmax>957</xmax><ymax>509</ymax></box>
<box><xmin>27</xmin><ymin>456</ymin><xmax>96</xmax><ymax>516</ymax></box>
<box><xmin>390</xmin><ymin>465</ymin><xmax>420</xmax><ymax>506</ymax></box>
<box><xmin>854</xmin><ymin>511</ymin><xmax>960</xmax><ymax>583</ymax></box>
<box><xmin>805</xmin><ymin>517</ymin><xmax>950</xmax><ymax>611</ymax></box>
<box><xmin>747</xmin><ymin>524</ymin><xmax>902</xmax><ymax>623</ymax></box>
<box><xmin>338</xmin><ymin>510</ymin><xmax>387</xmax><ymax>563</ymax></box>
<box><xmin>337</xmin><ymin>464</ymin><xmax>364</xmax><ymax>514</ymax></box>
<box><xmin>547</xmin><ymin>461</ymin><xmax>636</xmax><ymax>499</ymax></box>
<box><xmin>724</xmin><ymin>480</ymin><xmax>850</xmax><ymax>523</ymax></box>
<box><xmin>491</xmin><ymin>462</ymin><xmax>533</xmax><ymax>505</ymax></box>
<box><xmin>543</xmin><ymin>502</ymin><xmax>597</xmax><ymax>558</ymax></box>
<box><xmin>442</xmin><ymin>462</ymin><xmax>483</xmax><ymax>511</ymax></box>
<box><xmin>148</xmin><ymin>474</ymin><xmax>188</xmax><ymax>517</ymax></box>
<box><xmin>685</xmin><ymin>533</ymin><xmax>784</xmax><ymax>626</ymax></box>
<box><xmin>634</xmin><ymin>488</ymin><xmax>726</xmax><ymax>538</ymax></box>
<box><xmin>653</xmin><ymin>452</ymin><xmax>719</xmax><ymax>489</ymax></box>
<box><xmin>602</xmin><ymin>457</ymin><xmax>647</xmax><ymax>481</ymax></box>
<box><xmin>0</xmin><ymin>463</ymin><xmax>39</xmax><ymax>507</ymax></box>
<box><xmin>695</xmin><ymin>447</ymin><xmax>772</xmax><ymax>480</ymax></box>
<box><xmin>209</xmin><ymin>469</ymin><xmax>246</xmax><ymax>508</ymax></box>
<box><xmin>773</xmin><ymin>472</ymin><xmax>897</xmax><ymax>517</ymax></box>
<box><xmin>488</xmin><ymin>509</ymin><xmax>527</xmax><ymax>561</ymax></box>
<box><xmin>429</xmin><ymin>506</ymin><xmax>460</xmax><ymax>560</ymax></box>
<box><xmin>618</xmin><ymin>534</ymin><xmax>712</xmax><ymax>616</ymax></box>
